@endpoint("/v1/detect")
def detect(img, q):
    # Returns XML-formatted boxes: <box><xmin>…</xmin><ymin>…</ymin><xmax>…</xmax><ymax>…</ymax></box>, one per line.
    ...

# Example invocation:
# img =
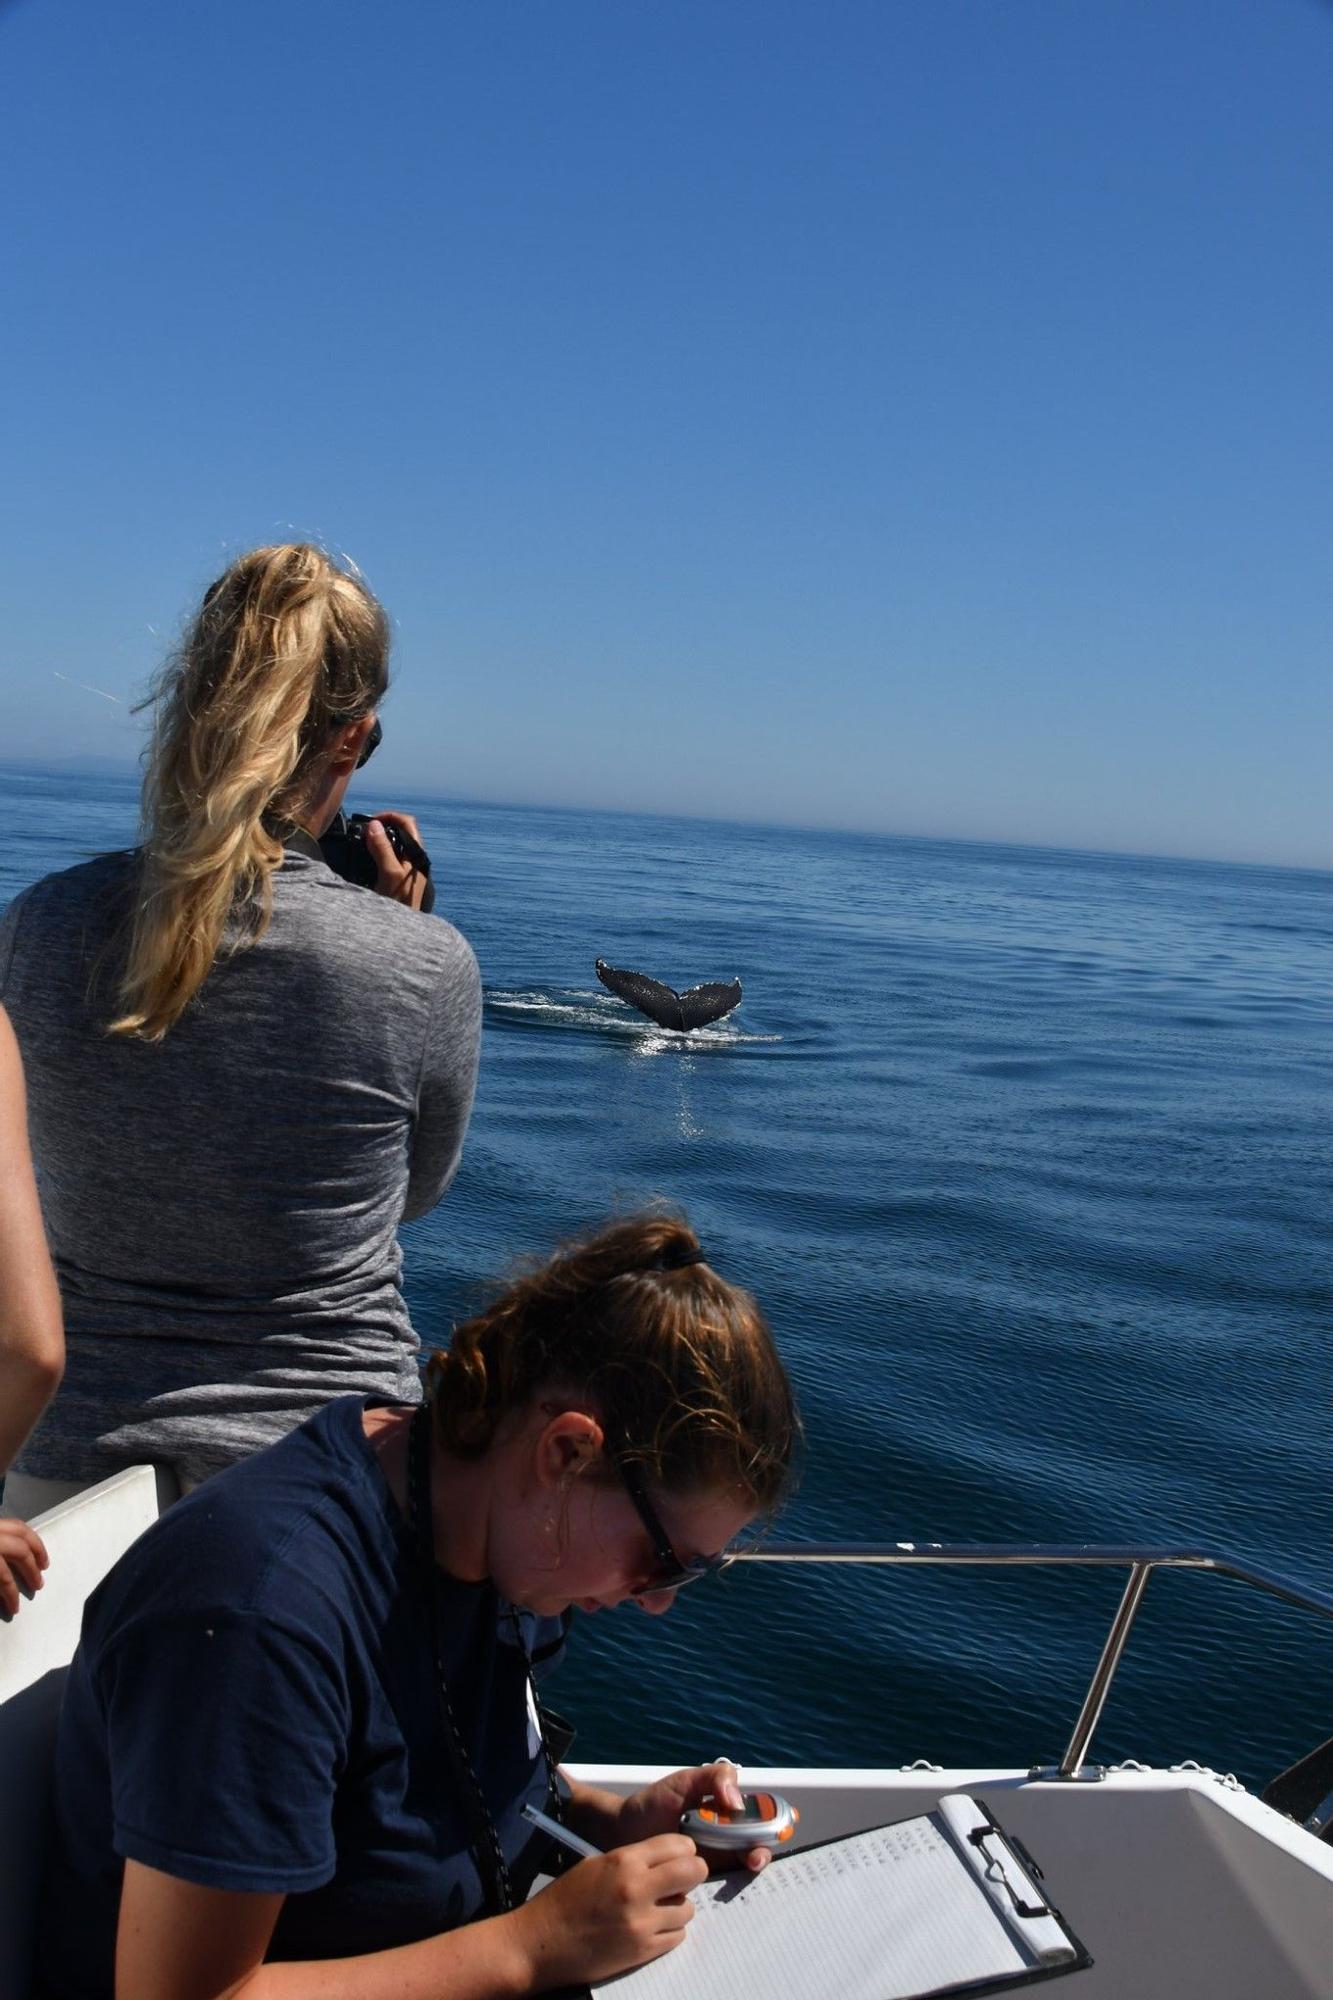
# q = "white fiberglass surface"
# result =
<box><xmin>572</xmin><ymin>1766</ymin><xmax>1333</xmax><ymax>2000</ymax></box>
<box><xmin>0</xmin><ymin>1467</ymin><xmax>161</xmax><ymax>2000</ymax></box>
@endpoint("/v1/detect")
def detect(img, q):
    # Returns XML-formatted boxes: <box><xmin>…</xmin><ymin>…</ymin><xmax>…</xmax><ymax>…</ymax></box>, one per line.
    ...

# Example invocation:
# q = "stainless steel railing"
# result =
<box><xmin>731</xmin><ymin>1542</ymin><xmax>1333</xmax><ymax>1778</ymax></box>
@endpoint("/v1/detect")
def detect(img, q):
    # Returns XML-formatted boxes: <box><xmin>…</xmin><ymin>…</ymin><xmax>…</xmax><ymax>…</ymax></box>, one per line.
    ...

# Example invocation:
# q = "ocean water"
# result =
<box><xmin>3</xmin><ymin>765</ymin><xmax>1332</xmax><ymax>1789</ymax></box>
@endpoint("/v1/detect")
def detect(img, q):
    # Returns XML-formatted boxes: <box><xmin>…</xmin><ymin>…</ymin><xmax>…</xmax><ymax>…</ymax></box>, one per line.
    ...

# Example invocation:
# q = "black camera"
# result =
<box><xmin>319</xmin><ymin>812</ymin><xmax>435</xmax><ymax>913</ymax></box>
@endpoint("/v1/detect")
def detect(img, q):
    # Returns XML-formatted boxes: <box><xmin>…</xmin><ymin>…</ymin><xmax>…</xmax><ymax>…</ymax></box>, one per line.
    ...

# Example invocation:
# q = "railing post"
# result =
<box><xmin>1058</xmin><ymin>1561</ymin><xmax>1153</xmax><ymax>1779</ymax></box>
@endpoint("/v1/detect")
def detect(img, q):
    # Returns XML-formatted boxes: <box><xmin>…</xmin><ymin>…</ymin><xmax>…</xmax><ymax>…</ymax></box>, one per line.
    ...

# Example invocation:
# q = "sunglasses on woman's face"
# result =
<box><xmin>613</xmin><ymin>1455</ymin><xmax>731</xmax><ymax>1593</ymax></box>
<box><xmin>356</xmin><ymin>716</ymin><xmax>382</xmax><ymax>769</ymax></box>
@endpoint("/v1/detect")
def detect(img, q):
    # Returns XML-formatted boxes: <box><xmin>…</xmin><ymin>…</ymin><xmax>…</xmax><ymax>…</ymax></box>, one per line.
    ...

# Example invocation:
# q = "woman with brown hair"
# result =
<box><xmin>37</xmin><ymin>1212</ymin><xmax>800</xmax><ymax>2000</ymax></box>
<box><xmin>0</xmin><ymin>544</ymin><xmax>481</xmax><ymax>1511</ymax></box>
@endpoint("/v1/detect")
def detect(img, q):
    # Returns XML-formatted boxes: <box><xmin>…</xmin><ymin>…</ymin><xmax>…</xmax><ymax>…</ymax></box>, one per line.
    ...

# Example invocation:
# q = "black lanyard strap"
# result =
<box><xmin>406</xmin><ymin>1403</ymin><xmax>565</xmax><ymax>1915</ymax></box>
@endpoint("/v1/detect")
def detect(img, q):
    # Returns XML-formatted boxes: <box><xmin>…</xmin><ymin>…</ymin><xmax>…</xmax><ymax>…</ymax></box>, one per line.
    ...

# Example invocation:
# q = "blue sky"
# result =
<box><xmin>2</xmin><ymin>0</ymin><xmax>1330</xmax><ymax>866</ymax></box>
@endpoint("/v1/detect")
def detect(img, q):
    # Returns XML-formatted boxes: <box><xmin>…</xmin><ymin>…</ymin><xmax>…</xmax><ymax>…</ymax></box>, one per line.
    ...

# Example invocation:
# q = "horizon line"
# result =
<box><xmin>2</xmin><ymin>754</ymin><xmax>1329</xmax><ymax>882</ymax></box>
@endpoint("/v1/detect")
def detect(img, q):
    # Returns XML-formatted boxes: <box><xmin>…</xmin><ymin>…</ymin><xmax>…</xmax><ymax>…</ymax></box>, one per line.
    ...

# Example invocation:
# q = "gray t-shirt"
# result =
<box><xmin>0</xmin><ymin>845</ymin><xmax>482</xmax><ymax>1484</ymax></box>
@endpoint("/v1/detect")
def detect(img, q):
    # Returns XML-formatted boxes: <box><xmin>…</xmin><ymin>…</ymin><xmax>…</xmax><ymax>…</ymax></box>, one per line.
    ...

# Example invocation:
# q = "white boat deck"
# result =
<box><xmin>575</xmin><ymin>1762</ymin><xmax>1333</xmax><ymax>1998</ymax></box>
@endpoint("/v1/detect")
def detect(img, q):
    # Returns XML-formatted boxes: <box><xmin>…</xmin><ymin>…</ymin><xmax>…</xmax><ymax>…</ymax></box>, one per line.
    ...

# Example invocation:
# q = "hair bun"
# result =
<box><xmin>658</xmin><ymin>1242</ymin><xmax>707</xmax><ymax>1271</ymax></box>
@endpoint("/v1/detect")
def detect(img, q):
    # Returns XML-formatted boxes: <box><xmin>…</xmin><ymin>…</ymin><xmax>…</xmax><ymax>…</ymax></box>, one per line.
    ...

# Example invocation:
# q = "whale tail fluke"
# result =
<box><xmin>595</xmin><ymin>960</ymin><xmax>742</xmax><ymax>1032</ymax></box>
<box><xmin>674</xmin><ymin>979</ymin><xmax>745</xmax><ymax>1028</ymax></box>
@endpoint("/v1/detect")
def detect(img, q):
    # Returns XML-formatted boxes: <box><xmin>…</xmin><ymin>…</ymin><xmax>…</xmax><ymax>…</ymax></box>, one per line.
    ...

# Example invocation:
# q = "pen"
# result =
<box><xmin>523</xmin><ymin>1801</ymin><xmax>605</xmax><ymax>1860</ymax></box>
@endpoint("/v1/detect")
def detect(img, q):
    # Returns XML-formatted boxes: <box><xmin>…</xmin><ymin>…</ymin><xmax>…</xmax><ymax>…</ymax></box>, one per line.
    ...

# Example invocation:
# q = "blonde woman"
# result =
<box><xmin>0</xmin><ymin>545</ymin><xmax>481</xmax><ymax>1511</ymax></box>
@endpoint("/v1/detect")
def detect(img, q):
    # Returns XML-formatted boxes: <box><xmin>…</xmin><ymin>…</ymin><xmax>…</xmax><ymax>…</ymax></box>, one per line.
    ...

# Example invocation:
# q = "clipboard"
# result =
<box><xmin>911</xmin><ymin>1795</ymin><xmax>1092</xmax><ymax>1997</ymax></box>
<box><xmin>589</xmin><ymin>1793</ymin><xmax>1092</xmax><ymax>2000</ymax></box>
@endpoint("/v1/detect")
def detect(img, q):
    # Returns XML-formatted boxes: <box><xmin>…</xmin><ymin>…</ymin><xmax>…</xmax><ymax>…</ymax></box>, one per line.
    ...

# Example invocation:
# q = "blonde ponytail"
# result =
<box><xmin>109</xmin><ymin>544</ymin><xmax>389</xmax><ymax>1041</ymax></box>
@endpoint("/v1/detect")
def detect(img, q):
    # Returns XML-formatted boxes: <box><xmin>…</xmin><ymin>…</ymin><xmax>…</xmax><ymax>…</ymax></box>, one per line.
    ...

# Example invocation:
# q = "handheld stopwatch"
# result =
<box><xmin>680</xmin><ymin>1790</ymin><xmax>800</xmax><ymax>1853</ymax></box>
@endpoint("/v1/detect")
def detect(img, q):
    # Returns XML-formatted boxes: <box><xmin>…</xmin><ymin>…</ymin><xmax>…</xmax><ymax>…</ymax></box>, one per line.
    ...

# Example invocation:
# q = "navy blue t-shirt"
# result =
<box><xmin>38</xmin><ymin>1396</ymin><xmax>565</xmax><ymax>2000</ymax></box>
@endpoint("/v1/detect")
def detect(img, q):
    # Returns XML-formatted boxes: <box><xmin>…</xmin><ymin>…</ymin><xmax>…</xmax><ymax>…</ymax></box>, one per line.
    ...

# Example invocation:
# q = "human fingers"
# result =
<box><xmin>743</xmin><ymin>1845</ymin><xmax>771</xmax><ymax>1872</ymax></box>
<box><xmin>0</xmin><ymin>1552</ymin><xmax>33</xmax><ymax>1619</ymax></box>
<box><xmin>372</xmin><ymin>809</ymin><xmax>424</xmax><ymax>846</ymax></box>
<box><xmin>644</xmin><ymin>1762</ymin><xmax>743</xmax><ymax>1821</ymax></box>
<box><xmin>0</xmin><ymin>1521</ymin><xmax>47</xmax><ymax>1594</ymax></box>
<box><xmin>516</xmin><ymin>1853</ymin><xmax>693</xmax><ymax>1990</ymax></box>
<box><xmin>363</xmin><ymin>817</ymin><xmax>409</xmax><ymax>889</ymax></box>
<box><xmin>638</xmin><ymin>1836</ymin><xmax>709</xmax><ymax>1899</ymax></box>
<box><xmin>699</xmin><ymin>1758</ymin><xmax>745</xmax><ymax>1812</ymax></box>
<box><xmin>621</xmin><ymin>1770</ymin><xmax>702</xmax><ymax>1831</ymax></box>
<box><xmin>364</xmin><ymin>820</ymin><xmax>426</xmax><ymax>909</ymax></box>
<box><xmin>0</xmin><ymin>1519</ymin><xmax>49</xmax><ymax>1570</ymax></box>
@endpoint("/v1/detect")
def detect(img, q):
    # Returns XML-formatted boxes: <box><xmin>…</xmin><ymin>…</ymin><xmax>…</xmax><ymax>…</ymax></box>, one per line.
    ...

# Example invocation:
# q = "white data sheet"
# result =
<box><xmin>592</xmin><ymin>1797</ymin><xmax>1082</xmax><ymax>2000</ymax></box>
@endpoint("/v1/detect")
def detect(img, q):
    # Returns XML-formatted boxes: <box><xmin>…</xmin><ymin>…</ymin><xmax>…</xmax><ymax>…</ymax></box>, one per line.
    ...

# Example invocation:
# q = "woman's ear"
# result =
<box><xmin>535</xmin><ymin>1409</ymin><xmax>605</xmax><ymax>1488</ymax></box>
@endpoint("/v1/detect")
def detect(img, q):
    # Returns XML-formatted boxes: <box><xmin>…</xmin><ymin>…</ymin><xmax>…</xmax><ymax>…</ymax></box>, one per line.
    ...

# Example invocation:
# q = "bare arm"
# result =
<box><xmin>0</xmin><ymin>1005</ymin><xmax>63</xmax><ymax>1473</ymax></box>
<box><xmin>117</xmin><ymin>1834</ymin><xmax>708</xmax><ymax>2000</ymax></box>
<box><xmin>115</xmin><ymin>1865</ymin><xmax>529</xmax><ymax>2000</ymax></box>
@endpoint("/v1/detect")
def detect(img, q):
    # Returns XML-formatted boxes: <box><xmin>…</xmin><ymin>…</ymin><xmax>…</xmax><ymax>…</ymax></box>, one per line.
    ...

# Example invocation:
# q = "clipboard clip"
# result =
<box><xmin>967</xmin><ymin>1825</ymin><xmax>1053</xmax><ymax>1919</ymax></box>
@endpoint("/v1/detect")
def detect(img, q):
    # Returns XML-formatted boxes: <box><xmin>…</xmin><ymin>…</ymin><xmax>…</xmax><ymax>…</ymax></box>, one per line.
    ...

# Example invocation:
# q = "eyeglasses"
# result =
<box><xmin>613</xmin><ymin>1454</ymin><xmax>730</xmax><ymax>1594</ymax></box>
<box><xmin>356</xmin><ymin>716</ymin><xmax>382</xmax><ymax>769</ymax></box>
<box><xmin>330</xmin><ymin>712</ymin><xmax>382</xmax><ymax>768</ymax></box>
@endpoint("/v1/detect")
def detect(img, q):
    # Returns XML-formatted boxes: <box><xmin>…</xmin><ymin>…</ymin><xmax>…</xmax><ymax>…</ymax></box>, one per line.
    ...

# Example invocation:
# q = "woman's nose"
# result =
<box><xmin>633</xmin><ymin>1586</ymin><xmax>679</xmax><ymax>1616</ymax></box>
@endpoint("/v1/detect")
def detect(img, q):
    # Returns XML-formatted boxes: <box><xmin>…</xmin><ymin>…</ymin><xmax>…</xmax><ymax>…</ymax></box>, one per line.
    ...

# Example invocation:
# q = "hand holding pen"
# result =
<box><xmin>512</xmin><ymin>1816</ymin><xmax>708</xmax><ymax>1988</ymax></box>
